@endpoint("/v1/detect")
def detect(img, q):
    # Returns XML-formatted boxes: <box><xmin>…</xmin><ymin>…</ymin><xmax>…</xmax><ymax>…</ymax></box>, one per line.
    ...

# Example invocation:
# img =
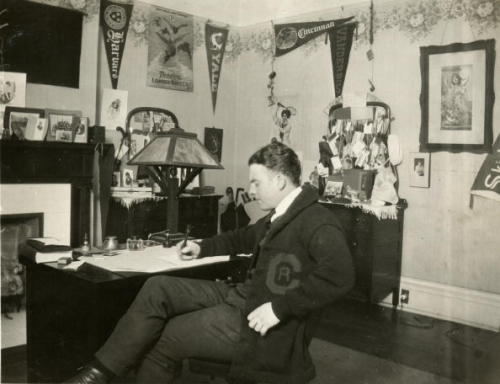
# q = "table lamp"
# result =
<box><xmin>128</xmin><ymin>125</ymin><xmax>223</xmax><ymax>233</ymax></box>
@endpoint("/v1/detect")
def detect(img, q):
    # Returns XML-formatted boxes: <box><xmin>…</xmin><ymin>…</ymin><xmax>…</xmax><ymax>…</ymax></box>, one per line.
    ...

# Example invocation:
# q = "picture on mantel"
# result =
<box><xmin>147</xmin><ymin>7</ymin><xmax>193</xmax><ymax>92</ymax></box>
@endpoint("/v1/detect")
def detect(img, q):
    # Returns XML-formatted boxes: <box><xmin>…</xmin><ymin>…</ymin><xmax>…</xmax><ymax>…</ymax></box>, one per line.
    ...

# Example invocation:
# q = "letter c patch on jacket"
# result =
<box><xmin>266</xmin><ymin>253</ymin><xmax>302</xmax><ymax>295</ymax></box>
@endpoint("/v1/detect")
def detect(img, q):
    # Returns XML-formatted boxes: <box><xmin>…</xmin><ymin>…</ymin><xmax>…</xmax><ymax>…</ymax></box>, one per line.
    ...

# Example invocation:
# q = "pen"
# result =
<box><xmin>182</xmin><ymin>225</ymin><xmax>192</xmax><ymax>248</ymax></box>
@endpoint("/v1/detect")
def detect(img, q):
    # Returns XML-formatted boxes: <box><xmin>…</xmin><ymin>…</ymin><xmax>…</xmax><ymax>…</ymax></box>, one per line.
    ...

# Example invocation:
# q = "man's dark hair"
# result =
<box><xmin>248</xmin><ymin>142</ymin><xmax>301</xmax><ymax>186</ymax></box>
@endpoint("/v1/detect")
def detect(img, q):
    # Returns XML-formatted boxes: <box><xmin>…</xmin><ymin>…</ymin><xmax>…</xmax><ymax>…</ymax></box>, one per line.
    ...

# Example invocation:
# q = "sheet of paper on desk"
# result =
<box><xmin>82</xmin><ymin>246</ymin><xmax>229</xmax><ymax>273</ymax></box>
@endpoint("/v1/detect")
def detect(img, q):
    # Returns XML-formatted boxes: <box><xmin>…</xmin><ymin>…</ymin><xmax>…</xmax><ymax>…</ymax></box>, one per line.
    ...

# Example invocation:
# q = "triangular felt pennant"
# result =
<box><xmin>205</xmin><ymin>23</ymin><xmax>228</xmax><ymax>113</ymax></box>
<box><xmin>100</xmin><ymin>0</ymin><xmax>133</xmax><ymax>89</ymax></box>
<box><xmin>274</xmin><ymin>17</ymin><xmax>354</xmax><ymax>57</ymax></box>
<box><xmin>328</xmin><ymin>23</ymin><xmax>357</xmax><ymax>99</ymax></box>
<box><xmin>471</xmin><ymin>134</ymin><xmax>500</xmax><ymax>203</ymax></box>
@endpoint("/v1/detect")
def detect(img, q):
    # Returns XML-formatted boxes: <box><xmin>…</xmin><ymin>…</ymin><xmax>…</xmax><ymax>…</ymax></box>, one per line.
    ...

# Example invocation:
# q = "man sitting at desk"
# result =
<box><xmin>65</xmin><ymin>141</ymin><xmax>354</xmax><ymax>384</ymax></box>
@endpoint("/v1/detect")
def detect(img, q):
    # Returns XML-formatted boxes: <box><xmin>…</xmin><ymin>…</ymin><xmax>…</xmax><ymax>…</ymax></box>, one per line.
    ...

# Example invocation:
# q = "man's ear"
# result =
<box><xmin>275</xmin><ymin>173</ymin><xmax>287</xmax><ymax>190</ymax></box>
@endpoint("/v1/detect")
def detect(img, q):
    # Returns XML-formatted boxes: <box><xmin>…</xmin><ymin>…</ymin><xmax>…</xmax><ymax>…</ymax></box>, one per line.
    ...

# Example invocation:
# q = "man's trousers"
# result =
<box><xmin>95</xmin><ymin>275</ymin><xmax>242</xmax><ymax>383</ymax></box>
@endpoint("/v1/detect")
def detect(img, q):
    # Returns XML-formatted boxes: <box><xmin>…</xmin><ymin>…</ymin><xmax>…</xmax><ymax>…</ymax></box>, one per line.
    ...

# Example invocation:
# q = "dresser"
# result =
<box><xmin>320</xmin><ymin>200</ymin><xmax>407</xmax><ymax>306</ymax></box>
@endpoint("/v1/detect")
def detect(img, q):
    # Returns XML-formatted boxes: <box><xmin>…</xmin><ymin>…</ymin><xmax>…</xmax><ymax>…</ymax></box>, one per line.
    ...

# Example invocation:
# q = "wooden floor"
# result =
<box><xmin>2</xmin><ymin>300</ymin><xmax>500</xmax><ymax>383</ymax></box>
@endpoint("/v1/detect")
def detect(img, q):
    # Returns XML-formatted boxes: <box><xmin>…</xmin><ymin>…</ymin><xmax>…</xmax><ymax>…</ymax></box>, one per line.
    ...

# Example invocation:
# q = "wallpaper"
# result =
<box><xmin>30</xmin><ymin>0</ymin><xmax>499</xmax><ymax>55</ymax></box>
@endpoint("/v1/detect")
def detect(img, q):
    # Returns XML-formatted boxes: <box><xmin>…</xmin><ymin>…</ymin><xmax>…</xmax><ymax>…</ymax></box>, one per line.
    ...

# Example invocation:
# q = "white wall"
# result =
<box><xmin>230</xmin><ymin>3</ymin><xmax>500</xmax><ymax>301</ymax></box>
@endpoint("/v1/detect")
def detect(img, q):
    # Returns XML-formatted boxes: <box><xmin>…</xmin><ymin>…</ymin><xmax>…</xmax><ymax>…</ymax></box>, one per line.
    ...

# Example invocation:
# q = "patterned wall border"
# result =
<box><xmin>33</xmin><ymin>0</ymin><xmax>499</xmax><ymax>56</ymax></box>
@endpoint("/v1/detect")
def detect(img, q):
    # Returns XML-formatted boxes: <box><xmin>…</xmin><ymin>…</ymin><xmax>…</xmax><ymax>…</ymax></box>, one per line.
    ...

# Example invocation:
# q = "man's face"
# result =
<box><xmin>248</xmin><ymin>164</ymin><xmax>281</xmax><ymax>211</ymax></box>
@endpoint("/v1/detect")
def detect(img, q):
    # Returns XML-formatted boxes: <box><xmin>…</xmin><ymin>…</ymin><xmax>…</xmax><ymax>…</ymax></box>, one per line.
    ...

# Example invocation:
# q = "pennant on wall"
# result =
<box><xmin>471</xmin><ymin>134</ymin><xmax>500</xmax><ymax>203</ymax></box>
<box><xmin>328</xmin><ymin>23</ymin><xmax>357</xmax><ymax>99</ymax></box>
<box><xmin>100</xmin><ymin>0</ymin><xmax>133</xmax><ymax>89</ymax></box>
<box><xmin>205</xmin><ymin>23</ymin><xmax>228</xmax><ymax>113</ymax></box>
<box><xmin>274</xmin><ymin>17</ymin><xmax>353</xmax><ymax>57</ymax></box>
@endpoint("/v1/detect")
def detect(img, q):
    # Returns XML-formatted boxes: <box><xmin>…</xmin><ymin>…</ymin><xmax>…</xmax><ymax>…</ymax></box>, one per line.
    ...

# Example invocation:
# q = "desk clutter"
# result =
<box><xmin>25</xmin><ymin>235</ymin><xmax>226</xmax><ymax>274</ymax></box>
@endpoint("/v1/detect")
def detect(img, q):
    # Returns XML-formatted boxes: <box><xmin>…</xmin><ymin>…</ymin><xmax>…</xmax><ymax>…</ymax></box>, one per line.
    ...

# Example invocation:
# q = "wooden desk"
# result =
<box><xmin>20</xmin><ymin>247</ymin><xmax>247</xmax><ymax>383</ymax></box>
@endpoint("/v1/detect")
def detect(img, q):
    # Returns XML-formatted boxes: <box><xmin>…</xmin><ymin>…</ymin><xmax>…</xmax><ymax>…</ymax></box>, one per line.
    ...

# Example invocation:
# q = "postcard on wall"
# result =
<box><xmin>100</xmin><ymin>88</ymin><xmax>128</xmax><ymax>131</ymax></box>
<box><xmin>0</xmin><ymin>72</ymin><xmax>26</xmax><ymax>137</ymax></box>
<box><xmin>146</xmin><ymin>7</ymin><xmax>193</xmax><ymax>92</ymax></box>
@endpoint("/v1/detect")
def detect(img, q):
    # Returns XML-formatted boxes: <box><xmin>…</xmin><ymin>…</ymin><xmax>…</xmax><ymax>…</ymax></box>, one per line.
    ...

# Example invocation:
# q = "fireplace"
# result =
<box><xmin>1</xmin><ymin>213</ymin><xmax>43</xmax><ymax>313</ymax></box>
<box><xmin>0</xmin><ymin>141</ymin><xmax>112</xmax><ymax>247</ymax></box>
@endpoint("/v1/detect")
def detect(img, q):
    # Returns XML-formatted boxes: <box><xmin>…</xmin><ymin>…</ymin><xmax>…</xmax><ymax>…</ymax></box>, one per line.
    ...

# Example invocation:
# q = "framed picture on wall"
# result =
<box><xmin>4</xmin><ymin>106</ymin><xmax>45</xmax><ymax>140</ymax></box>
<box><xmin>409</xmin><ymin>152</ymin><xmax>430</xmax><ymax>188</ymax></box>
<box><xmin>419</xmin><ymin>39</ymin><xmax>495</xmax><ymax>153</ymax></box>
<box><xmin>46</xmin><ymin>109</ymin><xmax>81</xmax><ymax>142</ymax></box>
<box><xmin>204</xmin><ymin>127</ymin><xmax>223</xmax><ymax>161</ymax></box>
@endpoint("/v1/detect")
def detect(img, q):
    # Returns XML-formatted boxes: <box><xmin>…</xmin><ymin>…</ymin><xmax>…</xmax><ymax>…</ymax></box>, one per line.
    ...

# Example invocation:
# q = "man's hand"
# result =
<box><xmin>247</xmin><ymin>302</ymin><xmax>280</xmax><ymax>336</ymax></box>
<box><xmin>175</xmin><ymin>240</ymin><xmax>200</xmax><ymax>260</ymax></box>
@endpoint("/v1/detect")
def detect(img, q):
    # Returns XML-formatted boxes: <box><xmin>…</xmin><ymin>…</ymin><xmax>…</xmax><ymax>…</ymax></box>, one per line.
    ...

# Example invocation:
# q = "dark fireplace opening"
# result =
<box><xmin>1</xmin><ymin>213</ymin><xmax>43</xmax><ymax>317</ymax></box>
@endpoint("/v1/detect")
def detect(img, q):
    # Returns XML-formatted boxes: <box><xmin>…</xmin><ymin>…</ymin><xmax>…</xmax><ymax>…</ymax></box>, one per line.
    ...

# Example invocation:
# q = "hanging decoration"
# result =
<box><xmin>205</xmin><ymin>23</ymin><xmax>229</xmax><ymax>113</ymax></box>
<box><xmin>470</xmin><ymin>134</ymin><xmax>500</xmax><ymax>204</ymax></box>
<box><xmin>100</xmin><ymin>0</ymin><xmax>133</xmax><ymax>89</ymax></box>
<box><xmin>273</xmin><ymin>17</ymin><xmax>353</xmax><ymax>57</ymax></box>
<box><xmin>328</xmin><ymin>23</ymin><xmax>357</xmax><ymax>100</ymax></box>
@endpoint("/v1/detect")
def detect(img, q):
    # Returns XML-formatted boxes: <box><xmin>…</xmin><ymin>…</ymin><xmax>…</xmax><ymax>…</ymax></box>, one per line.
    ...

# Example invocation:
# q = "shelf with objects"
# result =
<box><xmin>313</xmin><ymin>101</ymin><xmax>407</xmax><ymax>306</ymax></box>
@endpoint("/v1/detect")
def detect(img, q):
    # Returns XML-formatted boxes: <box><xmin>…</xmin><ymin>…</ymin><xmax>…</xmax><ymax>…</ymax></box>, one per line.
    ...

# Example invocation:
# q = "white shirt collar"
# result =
<box><xmin>271</xmin><ymin>186</ymin><xmax>302</xmax><ymax>222</ymax></box>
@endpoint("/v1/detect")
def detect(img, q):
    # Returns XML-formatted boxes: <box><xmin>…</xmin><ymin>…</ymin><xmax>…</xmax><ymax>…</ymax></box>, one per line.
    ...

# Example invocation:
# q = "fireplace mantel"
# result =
<box><xmin>1</xmin><ymin>141</ymin><xmax>113</xmax><ymax>246</ymax></box>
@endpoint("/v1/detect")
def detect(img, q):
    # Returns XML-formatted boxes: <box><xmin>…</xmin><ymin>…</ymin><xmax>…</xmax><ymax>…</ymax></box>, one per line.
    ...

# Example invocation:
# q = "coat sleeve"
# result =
<box><xmin>199</xmin><ymin>224</ymin><xmax>259</xmax><ymax>258</ymax></box>
<box><xmin>271</xmin><ymin>223</ymin><xmax>355</xmax><ymax>320</ymax></box>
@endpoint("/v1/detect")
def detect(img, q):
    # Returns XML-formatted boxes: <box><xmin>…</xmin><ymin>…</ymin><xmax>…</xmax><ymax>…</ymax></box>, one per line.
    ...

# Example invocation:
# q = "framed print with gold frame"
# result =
<box><xmin>419</xmin><ymin>39</ymin><xmax>495</xmax><ymax>153</ymax></box>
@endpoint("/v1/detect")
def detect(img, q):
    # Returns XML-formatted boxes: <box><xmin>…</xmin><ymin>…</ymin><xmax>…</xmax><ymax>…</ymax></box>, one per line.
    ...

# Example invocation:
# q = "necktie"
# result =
<box><xmin>247</xmin><ymin>209</ymin><xmax>275</xmax><ymax>278</ymax></box>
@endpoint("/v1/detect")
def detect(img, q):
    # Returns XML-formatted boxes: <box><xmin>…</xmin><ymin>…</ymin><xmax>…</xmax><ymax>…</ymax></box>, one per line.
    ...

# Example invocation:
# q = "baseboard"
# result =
<box><xmin>380</xmin><ymin>277</ymin><xmax>500</xmax><ymax>332</ymax></box>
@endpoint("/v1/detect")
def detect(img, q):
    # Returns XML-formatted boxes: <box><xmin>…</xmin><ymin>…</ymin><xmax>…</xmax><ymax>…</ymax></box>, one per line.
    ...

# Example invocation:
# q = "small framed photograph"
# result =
<box><xmin>409</xmin><ymin>152</ymin><xmax>430</xmax><ymax>188</ymax></box>
<box><xmin>112</xmin><ymin>171</ymin><xmax>121</xmax><ymax>187</ymax></box>
<box><xmin>46</xmin><ymin>109</ymin><xmax>81</xmax><ymax>142</ymax></box>
<box><xmin>122</xmin><ymin>169</ymin><xmax>134</xmax><ymax>187</ymax></box>
<box><xmin>72</xmin><ymin>117</ymin><xmax>88</xmax><ymax>143</ymax></box>
<box><xmin>324</xmin><ymin>180</ymin><xmax>344</xmax><ymax>197</ymax></box>
<box><xmin>4</xmin><ymin>106</ymin><xmax>45</xmax><ymax>140</ymax></box>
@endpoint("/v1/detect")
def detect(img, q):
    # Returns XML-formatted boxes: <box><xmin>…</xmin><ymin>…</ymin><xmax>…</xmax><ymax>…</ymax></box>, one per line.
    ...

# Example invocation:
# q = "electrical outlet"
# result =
<box><xmin>400</xmin><ymin>289</ymin><xmax>409</xmax><ymax>304</ymax></box>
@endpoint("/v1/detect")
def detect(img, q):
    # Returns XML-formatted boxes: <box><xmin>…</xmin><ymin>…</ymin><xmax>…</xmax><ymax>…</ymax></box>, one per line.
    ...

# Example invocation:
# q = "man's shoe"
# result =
<box><xmin>63</xmin><ymin>365</ymin><xmax>109</xmax><ymax>384</ymax></box>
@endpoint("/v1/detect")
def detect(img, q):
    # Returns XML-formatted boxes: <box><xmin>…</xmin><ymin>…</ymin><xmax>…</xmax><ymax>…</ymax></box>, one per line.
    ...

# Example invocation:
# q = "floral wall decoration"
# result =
<box><xmin>34</xmin><ymin>0</ymin><xmax>499</xmax><ymax>57</ymax></box>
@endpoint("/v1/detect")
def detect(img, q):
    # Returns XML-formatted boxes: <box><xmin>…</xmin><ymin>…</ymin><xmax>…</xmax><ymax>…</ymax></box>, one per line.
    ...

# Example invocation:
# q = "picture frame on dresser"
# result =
<box><xmin>419</xmin><ymin>39</ymin><xmax>495</xmax><ymax>153</ymax></box>
<box><xmin>45</xmin><ymin>108</ymin><xmax>82</xmax><ymax>142</ymax></box>
<box><xmin>3</xmin><ymin>106</ymin><xmax>45</xmax><ymax>140</ymax></box>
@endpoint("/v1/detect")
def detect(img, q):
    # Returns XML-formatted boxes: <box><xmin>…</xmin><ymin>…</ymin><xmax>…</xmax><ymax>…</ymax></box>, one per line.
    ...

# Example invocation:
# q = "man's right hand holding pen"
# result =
<box><xmin>175</xmin><ymin>240</ymin><xmax>200</xmax><ymax>261</ymax></box>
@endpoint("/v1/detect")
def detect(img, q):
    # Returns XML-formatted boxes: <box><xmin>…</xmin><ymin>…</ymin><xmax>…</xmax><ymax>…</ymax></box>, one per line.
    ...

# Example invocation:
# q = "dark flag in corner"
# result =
<box><xmin>206</xmin><ymin>23</ymin><xmax>228</xmax><ymax>113</ymax></box>
<box><xmin>100</xmin><ymin>0</ymin><xmax>133</xmax><ymax>89</ymax></box>
<box><xmin>471</xmin><ymin>134</ymin><xmax>500</xmax><ymax>203</ymax></box>
<box><xmin>274</xmin><ymin>17</ymin><xmax>353</xmax><ymax>57</ymax></box>
<box><xmin>329</xmin><ymin>23</ymin><xmax>357</xmax><ymax>99</ymax></box>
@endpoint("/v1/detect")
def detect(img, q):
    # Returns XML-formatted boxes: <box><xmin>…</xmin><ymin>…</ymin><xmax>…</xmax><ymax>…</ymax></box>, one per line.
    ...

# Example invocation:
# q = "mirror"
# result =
<box><xmin>124</xmin><ymin>107</ymin><xmax>179</xmax><ymax>160</ymax></box>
